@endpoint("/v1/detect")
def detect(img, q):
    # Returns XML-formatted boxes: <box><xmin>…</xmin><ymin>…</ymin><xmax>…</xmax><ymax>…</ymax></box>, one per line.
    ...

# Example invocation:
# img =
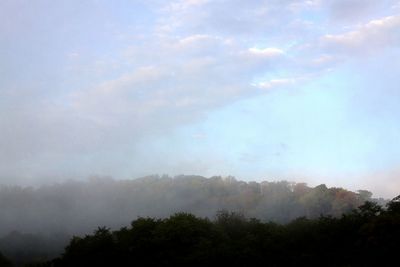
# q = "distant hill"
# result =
<box><xmin>0</xmin><ymin>175</ymin><xmax>388</xmax><ymax>265</ymax></box>
<box><xmin>0</xmin><ymin>175</ymin><xmax>384</xmax><ymax>236</ymax></box>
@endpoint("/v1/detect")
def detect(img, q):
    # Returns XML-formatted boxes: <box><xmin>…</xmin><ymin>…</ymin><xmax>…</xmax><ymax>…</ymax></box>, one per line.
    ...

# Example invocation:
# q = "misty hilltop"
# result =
<box><xmin>0</xmin><ymin>175</ymin><xmax>383</xmax><ymax>237</ymax></box>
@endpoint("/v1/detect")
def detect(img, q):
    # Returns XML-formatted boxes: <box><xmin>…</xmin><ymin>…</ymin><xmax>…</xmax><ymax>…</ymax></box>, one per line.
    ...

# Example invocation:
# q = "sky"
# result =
<box><xmin>1</xmin><ymin>0</ymin><xmax>399</xmax><ymax>198</ymax></box>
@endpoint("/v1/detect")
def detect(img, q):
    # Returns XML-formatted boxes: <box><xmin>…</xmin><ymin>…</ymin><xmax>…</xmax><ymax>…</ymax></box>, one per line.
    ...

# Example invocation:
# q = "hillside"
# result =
<box><xmin>0</xmin><ymin>175</ymin><xmax>386</xmax><ymax>265</ymax></box>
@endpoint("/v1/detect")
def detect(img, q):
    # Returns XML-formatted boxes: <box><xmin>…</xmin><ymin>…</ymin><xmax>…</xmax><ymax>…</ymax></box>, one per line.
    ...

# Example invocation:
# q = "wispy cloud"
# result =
<box><xmin>248</xmin><ymin>47</ymin><xmax>285</xmax><ymax>57</ymax></box>
<box><xmin>322</xmin><ymin>15</ymin><xmax>400</xmax><ymax>54</ymax></box>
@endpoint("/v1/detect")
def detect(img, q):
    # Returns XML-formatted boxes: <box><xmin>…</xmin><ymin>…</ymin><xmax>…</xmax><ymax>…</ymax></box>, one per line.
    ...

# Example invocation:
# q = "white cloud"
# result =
<box><xmin>178</xmin><ymin>34</ymin><xmax>213</xmax><ymax>46</ymax></box>
<box><xmin>248</xmin><ymin>47</ymin><xmax>285</xmax><ymax>57</ymax></box>
<box><xmin>253</xmin><ymin>78</ymin><xmax>296</xmax><ymax>90</ymax></box>
<box><xmin>322</xmin><ymin>15</ymin><xmax>400</xmax><ymax>53</ymax></box>
<box><xmin>70</xmin><ymin>35</ymin><xmax>274</xmax><ymax>140</ymax></box>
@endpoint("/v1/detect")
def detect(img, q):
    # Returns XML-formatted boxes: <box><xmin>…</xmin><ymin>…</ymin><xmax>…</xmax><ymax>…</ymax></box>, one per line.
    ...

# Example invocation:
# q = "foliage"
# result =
<box><xmin>0</xmin><ymin>176</ymin><xmax>386</xmax><ymax>265</ymax></box>
<box><xmin>0</xmin><ymin>176</ymin><xmax>378</xmax><ymax>236</ymax></box>
<box><xmin>27</xmin><ymin>195</ymin><xmax>400</xmax><ymax>267</ymax></box>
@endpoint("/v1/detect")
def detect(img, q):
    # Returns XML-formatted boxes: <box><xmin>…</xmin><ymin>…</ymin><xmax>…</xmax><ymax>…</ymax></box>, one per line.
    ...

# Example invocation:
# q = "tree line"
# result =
<box><xmin>0</xmin><ymin>175</ymin><xmax>383</xmax><ymax>235</ymax></box>
<box><xmin>0</xmin><ymin>175</ymin><xmax>387</xmax><ymax>265</ymax></box>
<box><xmin>18</xmin><ymin>195</ymin><xmax>400</xmax><ymax>266</ymax></box>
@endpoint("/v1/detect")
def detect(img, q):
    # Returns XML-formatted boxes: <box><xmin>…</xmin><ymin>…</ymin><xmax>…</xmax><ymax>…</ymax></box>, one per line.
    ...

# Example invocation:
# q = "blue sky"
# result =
<box><xmin>1</xmin><ymin>0</ymin><xmax>400</xmax><ymax>197</ymax></box>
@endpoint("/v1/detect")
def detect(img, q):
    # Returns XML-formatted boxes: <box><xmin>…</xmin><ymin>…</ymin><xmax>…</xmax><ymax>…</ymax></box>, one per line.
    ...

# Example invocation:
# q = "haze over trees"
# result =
<box><xmin>0</xmin><ymin>175</ymin><xmax>386</xmax><ymax>266</ymax></box>
<box><xmin>0</xmin><ymin>175</ymin><xmax>381</xmax><ymax>236</ymax></box>
<box><xmin>6</xmin><ymin>195</ymin><xmax>400</xmax><ymax>267</ymax></box>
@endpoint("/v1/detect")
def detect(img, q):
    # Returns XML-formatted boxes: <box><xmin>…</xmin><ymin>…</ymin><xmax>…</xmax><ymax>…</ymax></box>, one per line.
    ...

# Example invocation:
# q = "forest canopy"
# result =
<box><xmin>14</xmin><ymin>196</ymin><xmax>400</xmax><ymax>266</ymax></box>
<box><xmin>0</xmin><ymin>175</ymin><xmax>387</xmax><ymax>266</ymax></box>
<box><xmin>0</xmin><ymin>175</ymin><xmax>383</xmax><ymax>236</ymax></box>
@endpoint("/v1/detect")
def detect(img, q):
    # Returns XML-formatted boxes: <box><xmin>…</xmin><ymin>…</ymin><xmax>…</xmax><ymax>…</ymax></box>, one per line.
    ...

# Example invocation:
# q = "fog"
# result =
<box><xmin>0</xmin><ymin>175</ymin><xmax>380</xmax><ymax>237</ymax></box>
<box><xmin>0</xmin><ymin>174</ymin><xmax>387</xmax><ymax>265</ymax></box>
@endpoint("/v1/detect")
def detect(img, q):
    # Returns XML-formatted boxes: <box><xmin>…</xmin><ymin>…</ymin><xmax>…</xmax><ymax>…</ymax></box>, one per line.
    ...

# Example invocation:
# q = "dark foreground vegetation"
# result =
<box><xmin>0</xmin><ymin>252</ymin><xmax>12</xmax><ymax>267</ymax></box>
<box><xmin>0</xmin><ymin>176</ymin><xmax>391</xmax><ymax>266</ymax></box>
<box><xmin>4</xmin><ymin>195</ymin><xmax>396</xmax><ymax>267</ymax></box>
